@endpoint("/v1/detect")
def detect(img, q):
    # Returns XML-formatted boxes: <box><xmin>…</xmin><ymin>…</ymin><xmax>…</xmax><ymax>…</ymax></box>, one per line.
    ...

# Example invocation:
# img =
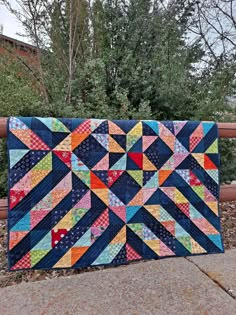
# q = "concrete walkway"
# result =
<box><xmin>0</xmin><ymin>250</ymin><xmax>236</xmax><ymax>315</ymax></box>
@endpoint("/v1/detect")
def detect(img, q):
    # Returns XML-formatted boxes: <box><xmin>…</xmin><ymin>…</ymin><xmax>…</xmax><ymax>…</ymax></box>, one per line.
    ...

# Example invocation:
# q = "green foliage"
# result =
<box><xmin>0</xmin><ymin>140</ymin><xmax>7</xmax><ymax>198</ymax></box>
<box><xmin>0</xmin><ymin>58</ymin><xmax>41</xmax><ymax>117</ymax></box>
<box><xmin>220</xmin><ymin>139</ymin><xmax>236</xmax><ymax>184</ymax></box>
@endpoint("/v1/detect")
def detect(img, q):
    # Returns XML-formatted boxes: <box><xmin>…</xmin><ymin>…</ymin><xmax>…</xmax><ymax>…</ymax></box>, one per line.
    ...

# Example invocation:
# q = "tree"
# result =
<box><xmin>1</xmin><ymin>0</ymin><xmax>236</xmax><ymax>182</ymax></box>
<box><xmin>0</xmin><ymin>55</ymin><xmax>42</xmax><ymax>197</ymax></box>
<box><xmin>188</xmin><ymin>0</ymin><xmax>236</xmax><ymax>65</ymax></box>
<box><xmin>0</xmin><ymin>55</ymin><xmax>41</xmax><ymax>116</ymax></box>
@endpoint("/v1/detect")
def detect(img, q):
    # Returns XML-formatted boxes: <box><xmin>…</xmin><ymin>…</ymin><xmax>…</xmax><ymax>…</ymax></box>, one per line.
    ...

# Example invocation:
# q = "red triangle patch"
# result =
<box><xmin>10</xmin><ymin>190</ymin><xmax>29</xmax><ymax>209</ymax></box>
<box><xmin>177</xmin><ymin>203</ymin><xmax>190</xmax><ymax>217</ymax></box>
<box><xmin>108</xmin><ymin>170</ymin><xmax>124</xmax><ymax>187</ymax></box>
<box><xmin>126</xmin><ymin>243</ymin><xmax>142</xmax><ymax>261</ymax></box>
<box><xmin>11</xmin><ymin>252</ymin><xmax>31</xmax><ymax>270</ymax></box>
<box><xmin>53</xmin><ymin>151</ymin><xmax>72</xmax><ymax>168</ymax></box>
<box><xmin>93</xmin><ymin>208</ymin><xmax>109</xmax><ymax>227</ymax></box>
<box><xmin>190</xmin><ymin>171</ymin><xmax>202</xmax><ymax>186</ymax></box>
<box><xmin>51</xmin><ymin>228</ymin><xmax>69</xmax><ymax>248</ymax></box>
<box><xmin>128</xmin><ymin>153</ymin><xmax>143</xmax><ymax>169</ymax></box>
<box><xmin>73</xmin><ymin>120</ymin><xmax>91</xmax><ymax>133</ymax></box>
<box><xmin>29</xmin><ymin>130</ymin><xmax>50</xmax><ymax>150</ymax></box>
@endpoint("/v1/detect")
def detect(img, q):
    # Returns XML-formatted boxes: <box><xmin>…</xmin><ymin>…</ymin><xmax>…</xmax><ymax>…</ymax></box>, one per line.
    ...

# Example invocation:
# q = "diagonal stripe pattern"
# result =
<box><xmin>7</xmin><ymin>117</ymin><xmax>224</xmax><ymax>271</ymax></box>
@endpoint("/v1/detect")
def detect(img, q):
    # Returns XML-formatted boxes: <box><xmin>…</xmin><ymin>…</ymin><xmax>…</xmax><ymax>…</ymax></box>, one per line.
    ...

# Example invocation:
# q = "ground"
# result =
<box><xmin>0</xmin><ymin>201</ymin><xmax>235</xmax><ymax>288</ymax></box>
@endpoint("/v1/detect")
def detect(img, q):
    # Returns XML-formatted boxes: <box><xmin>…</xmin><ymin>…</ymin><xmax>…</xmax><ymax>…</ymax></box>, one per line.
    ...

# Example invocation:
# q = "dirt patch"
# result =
<box><xmin>220</xmin><ymin>201</ymin><xmax>236</xmax><ymax>249</ymax></box>
<box><xmin>0</xmin><ymin>202</ymin><xmax>235</xmax><ymax>288</ymax></box>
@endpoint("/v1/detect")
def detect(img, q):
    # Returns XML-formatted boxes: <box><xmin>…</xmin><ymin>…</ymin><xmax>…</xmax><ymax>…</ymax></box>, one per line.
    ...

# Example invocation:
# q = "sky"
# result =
<box><xmin>0</xmin><ymin>0</ymin><xmax>29</xmax><ymax>43</ymax></box>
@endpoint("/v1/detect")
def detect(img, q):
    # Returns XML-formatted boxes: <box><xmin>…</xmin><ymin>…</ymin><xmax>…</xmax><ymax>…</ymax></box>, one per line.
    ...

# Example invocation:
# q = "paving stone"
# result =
<box><xmin>189</xmin><ymin>249</ymin><xmax>236</xmax><ymax>299</ymax></box>
<box><xmin>0</xmin><ymin>255</ymin><xmax>236</xmax><ymax>314</ymax></box>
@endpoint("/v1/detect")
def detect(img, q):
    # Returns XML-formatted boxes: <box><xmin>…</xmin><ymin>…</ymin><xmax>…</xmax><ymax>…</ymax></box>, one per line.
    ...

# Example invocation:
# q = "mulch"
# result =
<box><xmin>0</xmin><ymin>201</ymin><xmax>235</xmax><ymax>288</ymax></box>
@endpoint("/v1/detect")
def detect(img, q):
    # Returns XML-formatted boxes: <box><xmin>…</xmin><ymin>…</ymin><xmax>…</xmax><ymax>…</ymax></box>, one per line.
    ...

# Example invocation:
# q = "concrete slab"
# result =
<box><xmin>189</xmin><ymin>249</ymin><xmax>236</xmax><ymax>299</ymax></box>
<box><xmin>0</xmin><ymin>256</ymin><xmax>236</xmax><ymax>315</ymax></box>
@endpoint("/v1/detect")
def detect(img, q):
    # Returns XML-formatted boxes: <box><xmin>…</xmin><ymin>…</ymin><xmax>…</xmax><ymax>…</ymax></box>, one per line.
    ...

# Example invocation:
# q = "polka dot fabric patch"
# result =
<box><xmin>7</xmin><ymin>118</ymin><xmax>223</xmax><ymax>271</ymax></box>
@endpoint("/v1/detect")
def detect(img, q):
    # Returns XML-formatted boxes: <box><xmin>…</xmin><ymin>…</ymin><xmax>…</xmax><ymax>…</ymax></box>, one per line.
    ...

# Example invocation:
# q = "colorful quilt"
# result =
<box><xmin>7</xmin><ymin>117</ymin><xmax>224</xmax><ymax>271</ymax></box>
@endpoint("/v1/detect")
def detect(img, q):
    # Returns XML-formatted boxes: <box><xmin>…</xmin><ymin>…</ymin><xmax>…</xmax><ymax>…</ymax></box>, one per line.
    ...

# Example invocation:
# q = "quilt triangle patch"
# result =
<box><xmin>204</xmin><ymin>155</ymin><xmax>217</xmax><ymax>170</ymax></box>
<box><xmin>205</xmin><ymin>139</ymin><xmax>218</xmax><ymax>153</ymax></box>
<box><xmin>93</xmin><ymin>208</ymin><xmax>109</xmax><ymax>227</ymax></box>
<box><xmin>108</xmin><ymin>121</ymin><xmax>125</xmax><ymax>134</ymax></box>
<box><xmin>126</xmin><ymin>244</ymin><xmax>142</xmax><ymax>261</ymax></box>
<box><xmin>127</xmin><ymin>153</ymin><xmax>143</xmax><ymax>169</ymax></box>
<box><xmin>10</xmin><ymin>150</ymin><xmax>29</xmax><ymax>168</ymax></box>
<box><xmin>90</xmin><ymin>171</ymin><xmax>107</xmax><ymax>189</ymax></box>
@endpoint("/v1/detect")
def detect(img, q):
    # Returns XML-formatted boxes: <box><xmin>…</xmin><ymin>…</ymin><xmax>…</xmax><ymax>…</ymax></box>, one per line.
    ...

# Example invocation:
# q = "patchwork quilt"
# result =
<box><xmin>7</xmin><ymin>117</ymin><xmax>224</xmax><ymax>271</ymax></box>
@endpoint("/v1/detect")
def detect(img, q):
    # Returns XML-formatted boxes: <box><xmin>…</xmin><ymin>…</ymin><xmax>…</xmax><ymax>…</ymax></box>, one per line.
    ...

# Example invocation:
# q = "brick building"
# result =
<box><xmin>0</xmin><ymin>34</ymin><xmax>38</xmax><ymax>64</ymax></box>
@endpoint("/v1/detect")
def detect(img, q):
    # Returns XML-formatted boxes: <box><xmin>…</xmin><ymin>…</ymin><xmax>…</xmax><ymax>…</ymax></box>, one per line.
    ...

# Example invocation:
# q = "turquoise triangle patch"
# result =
<box><xmin>144</xmin><ymin>172</ymin><xmax>158</xmax><ymax>188</ymax></box>
<box><xmin>143</xmin><ymin>121</ymin><xmax>158</xmax><ymax>135</ymax></box>
<box><xmin>73</xmin><ymin>229</ymin><xmax>91</xmax><ymax>247</ymax></box>
<box><xmin>37</xmin><ymin>117</ymin><xmax>53</xmax><ymax>130</ymax></box>
<box><xmin>190</xmin><ymin>205</ymin><xmax>203</xmax><ymax>219</ymax></box>
<box><xmin>202</xmin><ymin>122</ymin><xmax>214</xmax><ymax>136</ymax></box>
<box><xmin>33</xmin><ymin>232</ymin><xmax>52</xmax><ymax>250</ymax></box>
<box><xmin>206</xmin><ymin>170</ymin><xmax>219</xmax><ymax>184</ymax></box>
<box><xmin>92</xmin><ymin>247</ymin><xmax>110</xmax><ymax>265</ymax></box>
<box><xmin>208</xmin><ymin>234</ymin><xmax>223</xmax><ymax>251</ymax></box>
<box><xmin>10</xmin><ymin>149</ymin><xmax>29</xmax><ymax>168</ymax></box>
<box><xmin>11</xmin><ymin>212</ymin><xmax>30</xmax><ymax>231</ymax></box>
<box><xmin>160</xmin><ymin>207</ymin><xmax>173</xmax><ymax>221</ymax></box>
<box><xmin>71</xmin><ymin>153</ymin><xmax>89</xmax><ymax>171</ymax></box>
<box><xmin>108</xmin><ymin>243</ymin><xmax>124</xmax><ymax>262</ymax></box>
<box><xmin>126</xmin><ymin>206</ymin><xmax>141</xmax><ymax>222</ymax></box>
<box><xmin>110</xmin><ymin>154</ymin><xmax>127</xmax><ymax>170</ymax></box>
<box><xmin>175</xmin><ymin>222</ymin><xmax>190</xmax><ymax>237</ymax></box>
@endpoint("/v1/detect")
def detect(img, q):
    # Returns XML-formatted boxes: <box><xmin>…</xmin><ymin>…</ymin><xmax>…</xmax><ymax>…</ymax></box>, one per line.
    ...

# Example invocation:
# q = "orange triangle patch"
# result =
<box><xmin>109</xmin><ymin>136</ymin><xmax>125</xmax><ymax>153</ymax></box>
<box><xmin>90</xmin><ymin>171</ymin><xmax>107</xmax><ymax>189</ymax></box>
<box><xmin>54</xmin><ymin>249</ymin><xmax>72</xmax><ymax>268</ymax></box>
<box><xmin>143</xmin><ymin>155</ymin><xmax>157</xmax><ymax>170</ymax></box>
<box><xmin>111</xmin><ymin>226</ymin><xmax>126</xmax><ymax>243</ymax></box>
<box><xmin>9</xmin><ymin>231</ymin><xmax>28</xmax><ymax>250</ymax></box>
<box><xmin>92</xmin><ymin>188</ymin><xmax>109</xmax><ymax>205</ymax></box>
<box><xmin>128</xmin><ymin>189</ymin><xmax>143</xmax><ymax>206</ymax></box>
<box><xmin>71</xmin><ymin>247</ymin><xmax>89</xmax><ymax>266</ymax></box>
<box><xmin>159</xmin><ymin>170</ymin><xmax>173</xmax><ymax>186</ymax></box>
<box><xmin>204</xmin><ymin>155</ymin><xmax>217</xmax><ymax>170</ymax></box>
<box><xmin>54</xmin><ymin>134</ymin><xmax>71</xmax><ymax>151</ymax></box>
<box><xmin>71</xmin><ymin>133</ymin><xmax>89</xmax><ymax>150</ymax></box>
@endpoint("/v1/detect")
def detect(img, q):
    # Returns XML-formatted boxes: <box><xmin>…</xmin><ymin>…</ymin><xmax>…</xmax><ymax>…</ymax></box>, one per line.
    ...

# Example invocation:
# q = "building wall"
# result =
<box><xmin>0</xmin><ymin>34</ymin><xmax>38</xmax><ymax>67</ymax></box>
